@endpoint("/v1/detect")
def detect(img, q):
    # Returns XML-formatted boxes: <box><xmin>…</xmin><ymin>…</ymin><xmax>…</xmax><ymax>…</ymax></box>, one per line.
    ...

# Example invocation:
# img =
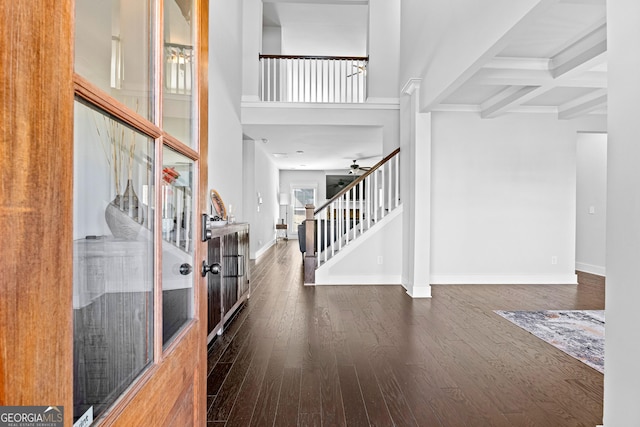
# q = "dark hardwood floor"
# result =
<box><xmin>207</xmin><ymin>241</ymin><xmax>604</xmax><ymax>426</ymax></box>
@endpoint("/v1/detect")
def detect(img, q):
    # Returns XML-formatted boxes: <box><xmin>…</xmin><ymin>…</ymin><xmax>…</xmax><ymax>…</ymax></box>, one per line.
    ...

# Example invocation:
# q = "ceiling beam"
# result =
<box><xmin>558</xmin><ymin>0</ymin><xmax>605</xmax><ymax>5</ymax></box>
<box><xmin>550</xmin><ymin>24</ymin><xmax>607</xmax><ymax>78</ymax></box>
<box><xmin>558</xmin><ymin>88</ymin><xmax>607</xmax><ymax>119</ymax></box>
<box><xmin>480</xmin><ymin>86</ymin><xmax>539</xmax><ymax>118</ymax></box>
<box><xmin>474</xmin><ymin>54</ymin><xmax>606</xmax><ymax>86</ymax></box>
<box><xmin>473</xmin><ymin>67</ymin><xmax>553</xmax><ymax>87</ymax></box>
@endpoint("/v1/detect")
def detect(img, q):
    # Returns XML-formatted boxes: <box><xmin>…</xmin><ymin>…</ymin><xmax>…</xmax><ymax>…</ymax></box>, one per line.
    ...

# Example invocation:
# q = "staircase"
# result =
<box><xmin>303</xmin><ymin>148</ymin><xmax>400</xmax><ymax>284</ymax></box>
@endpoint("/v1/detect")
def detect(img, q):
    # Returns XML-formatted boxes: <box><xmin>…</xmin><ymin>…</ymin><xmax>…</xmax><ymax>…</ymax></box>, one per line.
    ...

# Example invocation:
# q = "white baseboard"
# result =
<box><xmin>430</xmin><ymin>274</ymin><xmax>578</xmax><ymax>285</ymax></box>
<box><xmin>241</xmin><ymin>95</ymin><xmax>261</xmax><ymax>103</ymax></box>
<box><xmin>315</xmin><ymin>275</ymin><xmax>401</xmax><ymax>286</ymax></box>
<box><xmin>575</xmin><ymin>262</ymin><xmax>606</xmax><ymax>277</ymax></box>
<box><xmin>364</xmin><ymin>97</ymin><xmax>400</xmax><ymax>106</ymax></box>
<box><xmin>253</xmin><ymin>238</ymin><xmax>276</xmax><ymax>260</ymax></box>
<box><xmin>405</xmin><ymin>284</ymin><xmax>432</xmax><ymax>298</ymax></box>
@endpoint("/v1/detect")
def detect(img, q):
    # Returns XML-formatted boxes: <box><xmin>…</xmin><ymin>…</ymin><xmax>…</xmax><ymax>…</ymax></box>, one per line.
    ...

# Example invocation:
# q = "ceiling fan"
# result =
<box><xmin>347</xmin><ymin>64</ymin><xmax>367</xmax><ymax>78</ymax></box>
<box><xmin>349</xmin><ymin>159</ymin><xmax>371</xmax><ymax>175</ymax></box>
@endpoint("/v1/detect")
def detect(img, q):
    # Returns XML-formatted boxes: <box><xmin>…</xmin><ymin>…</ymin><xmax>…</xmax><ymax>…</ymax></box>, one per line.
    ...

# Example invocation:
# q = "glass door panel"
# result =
<box><xmin>291</xmin><ymin>187</ymin><xmax>316</xmax><ymax>236</ymax></box>
<box><xmin>72</xmin><ymin>100</ymin><xmax>155</xmax><ymax>423</ymax></box>
<box><xmin>75</xmin><ymin>0</ymin><xmax>153</xmax><ymax>120</ymax></box>
<box><xmin>161</xmin><ymin>146</ymin><xmax>195</xmax><ymax>346</ymax></box>
<box><xmin>163</xmin><ymin>0</ymin><xmax>195</xmax><ymax>147</ymax></box>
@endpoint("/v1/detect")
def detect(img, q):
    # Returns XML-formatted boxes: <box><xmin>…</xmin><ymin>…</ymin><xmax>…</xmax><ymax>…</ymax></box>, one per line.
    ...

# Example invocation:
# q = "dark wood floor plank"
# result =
<box><xmin>274</xmin><ymin>367</ymin><xmax>302</xmax><ymax>427</ymax></box>
<box><xmin>393</xmin><ymin>363</ymin><xmax>444</xmax><ymax>427</ymax></box>
<box><xmin>337</xmin><ymin>364</ymin><xmax>370</xmax><ymax>427</ymax></box>
<box><xmin>319</xmin><ymin>357</ymin><xmax>347</xmax><ymax>427</ymax></box>
<box><xmin>299</xmin><ymin>412</ymin><xmax>322</xmax><ymax>427</ymax></box>
<box><xmin>224</xmin><ymin>337</ymin><xmax>274</xmax><ymax>426</ymax></box>
<box><xmin>208</xmin><ymin>336</ymin><xmax>259</xmax><ymax>422</ymax></box>
<box><xmin>207</xmin><ymin>241</ymin><xmax>605</xmax><ymax>427</ymax></box>
<box><xmin>368</xmin><ymin>346</ymin><xmax>419</xmax><ymax>426</ymax></box>
<box><xmin>299</xmin><ymin>366</ymin><xmax>322</xmax><ymax>416</ymax></box>
<box><xmin>249</xmin><ymin>349</ymin><xmax>287</xmax><ymax>427</ymax></box>
<box><xmin>341</xmin><ymin>300</ymin><xmax>395</xmax><ymax>426</ymax></box>
<box><xmin>207</xmin><ymin>362</ymin><xmax>233</xmax><ymax>398</ymax></box>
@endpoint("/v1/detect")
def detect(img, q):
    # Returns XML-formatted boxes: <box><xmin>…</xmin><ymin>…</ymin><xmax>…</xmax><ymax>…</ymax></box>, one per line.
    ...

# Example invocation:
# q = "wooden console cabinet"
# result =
<box><xmin>205</xmin><ymin>223</ymin><xmax>250</xmax><ymax>343</ymax></box>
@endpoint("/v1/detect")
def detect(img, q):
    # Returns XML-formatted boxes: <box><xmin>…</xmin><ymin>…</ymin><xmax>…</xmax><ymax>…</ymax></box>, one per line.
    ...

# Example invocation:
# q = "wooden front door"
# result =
<box><xmin>0</xmin><ymin>1</ymin><xmax>209</xmax><ymax>426</ymax></box>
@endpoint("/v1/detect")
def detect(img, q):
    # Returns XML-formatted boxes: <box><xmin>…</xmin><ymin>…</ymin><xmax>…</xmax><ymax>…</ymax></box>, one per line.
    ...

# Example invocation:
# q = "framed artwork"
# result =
<box><xmin>209</xmin><ymin>189</ymin><xmax>226</xmax><ymax>220</ymax></box>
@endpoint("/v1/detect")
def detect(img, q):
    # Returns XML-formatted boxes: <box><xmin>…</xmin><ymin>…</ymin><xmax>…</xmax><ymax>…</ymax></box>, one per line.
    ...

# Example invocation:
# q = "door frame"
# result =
<box><xmin>0</xmin><ymin>1</ymin><xmax>209</xmax><ymax>425</ymax></box>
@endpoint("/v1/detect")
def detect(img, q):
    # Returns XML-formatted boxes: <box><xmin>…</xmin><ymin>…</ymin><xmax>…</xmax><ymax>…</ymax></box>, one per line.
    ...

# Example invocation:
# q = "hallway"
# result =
<box><xmin>206</xmin><ymin>241</ymin><xmax>604</xmax><ymax>426</ymax></box>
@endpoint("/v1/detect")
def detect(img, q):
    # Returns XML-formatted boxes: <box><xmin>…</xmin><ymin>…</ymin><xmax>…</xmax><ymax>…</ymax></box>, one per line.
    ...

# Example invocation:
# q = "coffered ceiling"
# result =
<box><xmin>435</xmin><ymin>0</ymin><xmax>607</xmax><ymax>119</ymax></box>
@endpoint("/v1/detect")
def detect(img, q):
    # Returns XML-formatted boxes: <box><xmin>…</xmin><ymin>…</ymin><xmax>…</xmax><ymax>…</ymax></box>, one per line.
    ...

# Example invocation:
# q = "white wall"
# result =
<box><xmin>75</xmin><ymin>0</ymin><xmax>111</xmax><ymax>89</ymax></box>
<box><xmin>316</xmin><ymin>209</ymin><xmax>402</xmax><ymax>285</ymax></box>
<box><xmin>575</xmin><ymin>132</ymin><xmax>607</xmax><ymax>276</ymax></box>
<box><xmin>73</xmin><ymin>102</ymin><xmax>114</xmax><ymax>239</ymax></box>
<box><xmin>604</xmin><ymin>1</ymin><xmax>640</xmax><ymax>424</ymax></box>
<box><xmin>242</xmin><ymin>104</ymin><xmax>399</xmax><ymax>157</ymax></box>
<box><xmin>209</xmin><ymin>0</ymin><xmax>244</xmax><ymax>218</ymax></box>
<box><xmin>242</xmin><ymin>0</ymin><xmax>262</xmax><ymax>101</ymax></box>
<box><xmin>367</xmin><ymin>0</ymin><xmax>401</xmax><ymax>101</ymax></box>
<box><xmin>279</xmin><ymin>4</ymin><xmax>367</xmax><ymax>56</ymax></box>
<box><xmin>430</xmin><ymin>112</ymin><xmax>579</xmax><ymax>284</ymax></box>
<box><xmin>262</xmin><ymin>26</ymin><xmax>281</xmax><ymax>54</ymax></box>
<box><xmin>244</xmin><ymin>140</ymin><xmax>280</xmax><ymax>258</ymax></box>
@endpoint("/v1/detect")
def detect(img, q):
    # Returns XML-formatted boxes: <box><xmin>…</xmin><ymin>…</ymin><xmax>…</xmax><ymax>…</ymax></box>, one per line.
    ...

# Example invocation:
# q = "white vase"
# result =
<box><xmin>105</xmin><ymin>179</ymin><xmax>145</xmax><ymax>239</ymax></box>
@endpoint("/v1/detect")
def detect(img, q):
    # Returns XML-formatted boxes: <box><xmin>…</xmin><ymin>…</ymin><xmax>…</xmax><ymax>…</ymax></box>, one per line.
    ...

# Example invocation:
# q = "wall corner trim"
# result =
<box><xmin>406</xmin><ymin>285</ymin><xmax>432</xmax><ymax>298</ymax></box>
<box><xmin>401</xmin><ymin>78</ymin><xmax>422</xmax><ymax>95</ymax></box>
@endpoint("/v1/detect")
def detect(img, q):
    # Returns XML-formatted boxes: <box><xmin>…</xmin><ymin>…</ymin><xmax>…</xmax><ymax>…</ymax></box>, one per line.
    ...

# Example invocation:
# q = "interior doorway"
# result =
<box><xmin>290</xmin><ymin>185</ymin><xmax>317</xmax><ymax>237</ymax></box>
<box><xmin>575</xmin><ymin>132</ymin><xmax>608</xmax><ymax>277</ymax></box>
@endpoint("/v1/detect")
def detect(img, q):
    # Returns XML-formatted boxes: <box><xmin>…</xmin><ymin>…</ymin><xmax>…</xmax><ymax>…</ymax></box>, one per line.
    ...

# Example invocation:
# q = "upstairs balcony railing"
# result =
<box><xmin>259</xmin><ymin>54</ymin><xmax>368</xmax><ymax>103</ymax></box>
<box><xmin>164</xmin><ymin>43</ymin><xmax>194</xmax><ymax>95</ymax></box>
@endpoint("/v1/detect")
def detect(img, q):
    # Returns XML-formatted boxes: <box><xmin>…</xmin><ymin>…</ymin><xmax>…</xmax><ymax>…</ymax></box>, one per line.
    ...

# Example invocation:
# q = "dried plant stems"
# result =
<box><xmin>94</xmin><ymin>113</ymin><xmax>137</xmax><ymax>195</ymax></box>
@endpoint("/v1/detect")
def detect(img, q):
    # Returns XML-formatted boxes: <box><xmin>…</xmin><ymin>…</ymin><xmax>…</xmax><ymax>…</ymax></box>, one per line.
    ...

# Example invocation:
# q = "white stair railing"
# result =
<box><xmin>313</xmin><ymin>148</ymin><xmax>400</xmax><ymax>269</ymax></box>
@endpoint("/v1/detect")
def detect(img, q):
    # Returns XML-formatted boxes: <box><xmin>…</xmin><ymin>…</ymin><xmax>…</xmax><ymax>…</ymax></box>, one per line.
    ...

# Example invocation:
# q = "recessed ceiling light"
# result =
<box><xmin>261</xmin><ymin>138</ymin><xmax>268</xmax><ymax>143</ymax></box>
<box><xmin>296</xmin><ymin>150</ymin><xmax>304</xmax><ymax>155</ymax></box>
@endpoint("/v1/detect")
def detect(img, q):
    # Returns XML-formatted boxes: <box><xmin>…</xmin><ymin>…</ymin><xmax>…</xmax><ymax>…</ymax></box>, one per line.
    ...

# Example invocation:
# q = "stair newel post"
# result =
<box><xmin>304</xmin><ymin>204</ymin><xmax>317</xmax><ymax>285</ymax></box>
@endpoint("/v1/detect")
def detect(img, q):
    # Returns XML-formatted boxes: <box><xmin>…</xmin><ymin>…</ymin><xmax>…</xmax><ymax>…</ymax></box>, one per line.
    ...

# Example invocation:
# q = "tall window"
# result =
<box><xmin>291</xmin><ymin>186</ymin><xmax>317</xmax><ymax>235</ymax></box>
<box><xmin>72</xmin><ymin>0</ymin><xmax>199</xmax><ymax>423</ymax></box>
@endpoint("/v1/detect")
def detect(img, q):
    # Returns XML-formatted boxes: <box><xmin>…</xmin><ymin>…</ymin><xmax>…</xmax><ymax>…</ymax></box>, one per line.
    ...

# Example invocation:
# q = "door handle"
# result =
<box><xmin>179</xmin><ymin>263</ymin><xmax>193</xmax><ymax>275</ymax></box>
<box><xmin>201</xmin><ymin>213</ymin><xmax>212</xmax><ymax>241</ymax></box>
<box><xmin>201</xmin><ymin>261</ymin><xmax>221</xmax><ymax>277</ymax></box>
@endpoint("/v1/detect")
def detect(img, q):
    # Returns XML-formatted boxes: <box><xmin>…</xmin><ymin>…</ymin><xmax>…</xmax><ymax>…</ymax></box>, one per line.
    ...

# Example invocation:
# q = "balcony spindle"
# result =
<box><xmin>359</xmin><ymin>181</ymin><xmax>364</xmax><ymax>236</ymax></box>
<box><xmin>387</xmin><ymin>162</ymin><xmax>392</xmax><ymax>213</ymax></box>
<box><xmin>395</xmin><ymin>155</ymin><xmax>400</xmax><ymax>208</ymax></box>
<box><xmin>258</xmin><ymin>55</ymin><xmax>368</xmax><ymax>103</ymax></box>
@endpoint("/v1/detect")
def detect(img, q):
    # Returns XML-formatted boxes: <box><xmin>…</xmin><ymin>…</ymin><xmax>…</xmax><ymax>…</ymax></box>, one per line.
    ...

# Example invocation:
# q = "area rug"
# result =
<box><xmin>494</xmin><ymin>310</ymin><xmax>604</xmax><ymax>373</ymax></box>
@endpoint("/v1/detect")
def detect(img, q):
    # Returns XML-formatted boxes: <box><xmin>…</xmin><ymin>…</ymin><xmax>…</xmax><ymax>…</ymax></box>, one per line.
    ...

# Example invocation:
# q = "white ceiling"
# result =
<box><xmin>246</xmin><ymin>0</ymin><xmax>608</xmax><ymax>172</ymax></box>
<box><xmin>243</xmin><ymin>124</ymin><xmax>383</xmax><ymax>172</ymax></box>
<box><xmin>439</xmin><ymin>1</ymin><xmax>607</xmax><ymax>119</ymax></box>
